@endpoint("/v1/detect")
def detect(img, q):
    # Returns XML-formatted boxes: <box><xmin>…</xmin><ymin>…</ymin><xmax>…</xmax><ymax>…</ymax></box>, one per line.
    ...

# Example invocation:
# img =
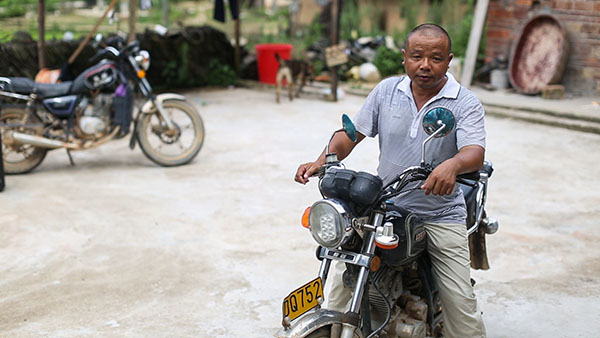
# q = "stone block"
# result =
<box><xmin>541</xmin><ymin>85</ymin><xmax>565</xmax><ymax>100</ymax></box>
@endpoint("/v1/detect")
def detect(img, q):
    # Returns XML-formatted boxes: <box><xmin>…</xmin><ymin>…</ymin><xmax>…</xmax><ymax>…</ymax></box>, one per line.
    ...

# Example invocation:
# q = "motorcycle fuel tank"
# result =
<box><xmin>82</xmin><ymin>61</ymin><xmax>118</xmax><ymax>90</ymax></box>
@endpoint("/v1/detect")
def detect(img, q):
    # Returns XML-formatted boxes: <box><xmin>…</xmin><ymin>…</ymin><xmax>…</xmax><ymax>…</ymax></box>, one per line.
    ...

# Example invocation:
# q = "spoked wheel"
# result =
<box><xmin>1</xmin><ymin>108</ymin><xmax>47</xmax><ymax>174</ymax></box>
<box><xmin>136</xmin><ymin>99</ymin><xmax>205</xmax><ymax>166</ymax></box>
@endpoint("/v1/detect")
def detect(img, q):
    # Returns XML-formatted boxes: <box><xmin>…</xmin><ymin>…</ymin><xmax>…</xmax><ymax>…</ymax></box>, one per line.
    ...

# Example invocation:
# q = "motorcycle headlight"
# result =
<box><xmin>135</xmin><ymin>50</ymin><xmax>151</xmax><ymax>71</ymax></box>
<box><xmin>308</xmin><ymin>199</ymin><xmax>354</xmax><ymax>248</ymax></box>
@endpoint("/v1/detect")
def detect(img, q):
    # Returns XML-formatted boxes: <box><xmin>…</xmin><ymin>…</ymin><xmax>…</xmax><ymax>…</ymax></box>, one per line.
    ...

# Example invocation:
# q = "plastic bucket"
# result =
<box><xmin>255</xmin><ymin>43</ymin><xmax>293</xmax><ymax>84</ymax></box>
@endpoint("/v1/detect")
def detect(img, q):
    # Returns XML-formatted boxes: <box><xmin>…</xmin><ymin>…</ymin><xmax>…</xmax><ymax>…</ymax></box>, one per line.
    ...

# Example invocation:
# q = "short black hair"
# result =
<box><xmin>404</xmin><ymin>23</ymin><xmax>452</xmax><ymax>54</ymax></box>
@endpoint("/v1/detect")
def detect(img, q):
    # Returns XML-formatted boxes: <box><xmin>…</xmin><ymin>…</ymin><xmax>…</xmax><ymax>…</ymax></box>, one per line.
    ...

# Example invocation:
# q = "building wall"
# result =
<box><xmin>486</xmin><ymin>0</ymin><xmax>600</xmax><ymax>95</ymax></box>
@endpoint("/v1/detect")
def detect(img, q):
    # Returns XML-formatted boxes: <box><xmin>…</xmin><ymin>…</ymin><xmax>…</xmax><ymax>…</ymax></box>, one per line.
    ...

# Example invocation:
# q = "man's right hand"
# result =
<box><xmin>295</xmin><ymin>162</ymin><xmax>321</xmax><ymax>184</ymax></box>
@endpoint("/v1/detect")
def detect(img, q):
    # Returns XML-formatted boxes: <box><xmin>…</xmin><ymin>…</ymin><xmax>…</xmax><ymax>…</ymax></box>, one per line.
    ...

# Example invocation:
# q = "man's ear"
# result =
<box><xmin>401</xmin><ymin>49</ymin><xmax>406</xmax><ymax>65</ymax></box>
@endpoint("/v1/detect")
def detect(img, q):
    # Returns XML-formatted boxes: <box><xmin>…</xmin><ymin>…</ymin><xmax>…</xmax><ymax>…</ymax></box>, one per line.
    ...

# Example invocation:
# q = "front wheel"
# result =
<box><xmin>305</xmin><ymin>325</ymin><xmax>362</xmax><ymax>338</ymax></box>
<box><xmin>137</xmin><ymin>99</ymin><xmax>205</xmax><ymax>166</ymax></box>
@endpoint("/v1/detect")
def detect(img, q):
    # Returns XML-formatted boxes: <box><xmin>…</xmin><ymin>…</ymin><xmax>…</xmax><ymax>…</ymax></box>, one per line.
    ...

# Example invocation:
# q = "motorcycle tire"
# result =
<box><xmin>0</xmin><ymin>108</ymin><xmax>48</xmax><ymax>174</ymax></box>
<box><xmin>136</xmin><ymin>99</ymin><xmax>205</xmax><ymax>167</ymax></box>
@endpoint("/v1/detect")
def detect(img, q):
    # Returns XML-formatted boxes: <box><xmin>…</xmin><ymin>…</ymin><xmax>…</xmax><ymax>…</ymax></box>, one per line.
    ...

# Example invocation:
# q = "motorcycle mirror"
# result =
<box><xmin>422</xmin><ymin>107</ymin><xmax>455</xmax><ymax>137</ymax></box>
<box><xmin>325</xmin><ymin>114</ymin><xmax>357</xmax><ymax>164</ymax></box>
<box><xmin>342</xmin><ymin>113</ymin><xmax>358</xmax><ymax>142</ymax></box>
<box><xmin>420</xmin><ymin>107</ymin><xmax>456</xmax><ymax>167</ymax></box>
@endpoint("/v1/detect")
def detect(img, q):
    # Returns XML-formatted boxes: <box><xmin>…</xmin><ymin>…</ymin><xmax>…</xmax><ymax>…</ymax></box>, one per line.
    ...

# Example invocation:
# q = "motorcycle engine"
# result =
<box><xmin>77</xmin><ymin>95</ymin><xmax>111</xmax><ymax>136</ymax></box>
<box><xmin>369</xmin><ymin>266</ymin><xmax>428</xmax><ymax>338</ymax></box>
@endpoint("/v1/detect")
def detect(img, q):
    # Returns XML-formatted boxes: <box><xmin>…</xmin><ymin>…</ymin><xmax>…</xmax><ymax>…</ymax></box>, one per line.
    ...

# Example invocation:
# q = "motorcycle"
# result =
<box><xmin>276</xmin><ymin>111</ymin><xmax>498</xmax><ymax>338</ymax></box>
<box><xmin>0</xmin><ymin>34</ymin><xmax>205</xmax><ymax>174</ymax></box>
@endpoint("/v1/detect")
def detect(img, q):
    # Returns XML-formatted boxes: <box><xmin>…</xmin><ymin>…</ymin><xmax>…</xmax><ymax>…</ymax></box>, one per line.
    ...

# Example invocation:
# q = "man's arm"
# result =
<box><xmin>294</xmin><ymin>131</ymin><xmax>366</xmax><ymax>184</ymax></box>
<box><xmin>421</xmin><ymin>145</ymin><xmax>485</xmax><ymax>195</ymax></box>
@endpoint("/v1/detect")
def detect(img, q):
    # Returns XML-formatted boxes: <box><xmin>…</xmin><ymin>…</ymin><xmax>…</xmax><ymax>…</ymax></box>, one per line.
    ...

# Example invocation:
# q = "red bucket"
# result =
<box><xmin>255</xmin><ymin>43</ymin><xmax>293</xmax><ymax>84</ymax></box>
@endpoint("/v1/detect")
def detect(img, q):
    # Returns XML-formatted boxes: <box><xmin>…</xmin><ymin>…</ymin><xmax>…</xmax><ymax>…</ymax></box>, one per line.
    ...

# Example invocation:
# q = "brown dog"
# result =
<box><xmin>275</xmin><ymin>53</ymin><xmax>314</xmax><ymax>103</ymax></box>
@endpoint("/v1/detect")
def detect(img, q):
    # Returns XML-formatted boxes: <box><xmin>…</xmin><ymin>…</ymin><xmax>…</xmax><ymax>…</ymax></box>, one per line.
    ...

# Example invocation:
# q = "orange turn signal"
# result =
<box><xmin>301</xmin><ymin>206</ymin><xmax>311</xmax><ymax>228</ymax></box>
<box><xmin>137</xmin><ymin>70</ymin><xmax>146</xmax><ymax>78</ymax></box>
<box><xmin>370</xmin><ymin>255</ymin><xmax>381</xmax><ymax>272</ymax></box>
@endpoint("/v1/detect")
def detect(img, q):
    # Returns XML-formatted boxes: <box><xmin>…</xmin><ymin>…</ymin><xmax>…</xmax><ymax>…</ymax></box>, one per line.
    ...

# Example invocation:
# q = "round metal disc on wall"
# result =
<box><xmin>508</xmin><ymin>14</ymin><xmax>569</xmax><ymax>95</ymax></box>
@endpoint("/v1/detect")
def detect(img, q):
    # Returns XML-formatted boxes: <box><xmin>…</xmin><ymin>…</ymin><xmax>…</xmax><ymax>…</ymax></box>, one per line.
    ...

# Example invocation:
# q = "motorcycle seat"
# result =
<box><xmin>4</xmin><ymin>77</ymin><xmax>74</xmax><ymax>99</ymax></box>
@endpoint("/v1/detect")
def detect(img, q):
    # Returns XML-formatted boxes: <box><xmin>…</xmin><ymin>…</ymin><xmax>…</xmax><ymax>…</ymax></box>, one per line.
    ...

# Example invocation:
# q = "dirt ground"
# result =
<box><xmin>1</xmin><ymin>87</ymin><xmax>599</xmax><ymax>338</ymax></box>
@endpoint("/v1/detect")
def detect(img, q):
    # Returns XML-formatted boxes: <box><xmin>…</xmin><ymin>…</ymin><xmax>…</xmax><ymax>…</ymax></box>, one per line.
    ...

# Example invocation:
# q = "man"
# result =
<box><xmin>294</xmin><ymin>24</ymin><xmax>487</xmax><ymax>338</ymax></box>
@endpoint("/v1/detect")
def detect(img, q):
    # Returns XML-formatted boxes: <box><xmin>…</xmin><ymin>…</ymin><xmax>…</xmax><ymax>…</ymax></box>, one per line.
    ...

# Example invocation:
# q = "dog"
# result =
<box><xmin>275</xmin><ymin>53</ymin><xmax>315</xmax><ymax>103</ymax></box>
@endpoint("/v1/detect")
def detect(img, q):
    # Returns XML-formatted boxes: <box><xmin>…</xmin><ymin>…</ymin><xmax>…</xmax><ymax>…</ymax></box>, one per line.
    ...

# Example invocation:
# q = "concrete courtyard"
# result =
<box><xmin>0</xmin><ymin>87</ymin><xmax>599</xmax><ymax>337</ymax></box>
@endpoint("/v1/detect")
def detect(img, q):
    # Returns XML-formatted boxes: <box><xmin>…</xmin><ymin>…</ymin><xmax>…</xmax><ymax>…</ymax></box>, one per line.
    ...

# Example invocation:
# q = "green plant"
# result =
<box><xmin>206</xmin><ymin>58</ymin><xmax>236</xmax><ymax>86</ymax></box>
<box><xmin>373</xmin><ymin>46</ymin><xmax>404</xmax><ymax>78</ymax></box>
<box><xmin>446</xmin><ymin>0</ymin><xmax>486</xmax><ymax>60</ymax></box>
<box><xmin>340</xmin><ymin>0</ymin><xmax>360</xmax><ymax>41</ymax></box>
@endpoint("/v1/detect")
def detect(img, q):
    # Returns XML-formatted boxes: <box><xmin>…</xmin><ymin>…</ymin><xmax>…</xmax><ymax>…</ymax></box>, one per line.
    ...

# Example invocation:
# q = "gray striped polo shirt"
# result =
<box><xmin>353</xmin><ymin>73</ymin><xmax>486</xmax><ymax>223</ymax></box>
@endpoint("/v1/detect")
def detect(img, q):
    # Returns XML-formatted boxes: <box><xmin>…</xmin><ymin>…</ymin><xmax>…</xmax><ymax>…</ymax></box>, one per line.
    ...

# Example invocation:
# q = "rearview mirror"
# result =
<box><xmin>342</xmin><ymin>113</ymin><xmax>357</xmax><ymax>142</ymax></box>
<box><xmin>422</xmin><ymin>107</ymin><xmax>455</xmax><ymax>137</ymax></box>
<box><xmin>325</xmin><ymin>114</ymin><xmax>358</xmax><ymax>164</ymax></box>
<box><xmin>420</xmin><ymin>107</ymin><xmax>456</xmax><ymax>167</ymax></box>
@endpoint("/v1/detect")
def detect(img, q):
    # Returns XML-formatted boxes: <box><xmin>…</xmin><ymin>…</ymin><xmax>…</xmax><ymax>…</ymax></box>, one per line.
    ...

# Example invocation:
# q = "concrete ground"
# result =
<box><xmin>0</xmin><ymin>87</ymin><xmax>599</xmax><ymax>338</ymax></box>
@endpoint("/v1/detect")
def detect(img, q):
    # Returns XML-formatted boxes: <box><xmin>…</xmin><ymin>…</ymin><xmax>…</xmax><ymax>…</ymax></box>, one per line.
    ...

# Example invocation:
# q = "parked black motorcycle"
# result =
<box><xmin>276</xmin><ymin>112</ymin><xmax>498</xmax><ymax>338</ymax></box>
<box><xmin>0</xmin><ymin>35</ymin><xmax>205</xmax><ymax>174</ymax></box>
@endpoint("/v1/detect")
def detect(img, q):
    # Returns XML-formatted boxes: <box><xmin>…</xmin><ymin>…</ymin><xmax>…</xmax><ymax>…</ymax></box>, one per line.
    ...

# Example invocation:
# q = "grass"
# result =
<box><xmin>0</xmin><ymin>1</ymin><xmax>285</xmax><ymax>42</ymax></box>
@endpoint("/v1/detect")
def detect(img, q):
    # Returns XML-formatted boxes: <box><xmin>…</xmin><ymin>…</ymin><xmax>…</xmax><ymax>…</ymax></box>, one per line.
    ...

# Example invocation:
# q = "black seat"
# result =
<box><xmin>6</xmin><ymin>77</ymin><xmax>74</xmax><ymax>99</ymax></box>
<box><xmin>460</xmin><ymin>183</ymin><xmax>478</xmax><ymax>229</ymax></box>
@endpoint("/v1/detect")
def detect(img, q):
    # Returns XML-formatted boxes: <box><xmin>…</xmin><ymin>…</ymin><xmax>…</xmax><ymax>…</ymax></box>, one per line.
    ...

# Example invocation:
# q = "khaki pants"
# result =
<box><xmin>325</xmin><ymin>222</ymin><xmax>486</xmax><ymax>338</ymax></box>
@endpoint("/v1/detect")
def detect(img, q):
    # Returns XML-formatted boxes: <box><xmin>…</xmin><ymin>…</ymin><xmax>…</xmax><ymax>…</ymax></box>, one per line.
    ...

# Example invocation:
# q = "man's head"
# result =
<box><xmin>402</xmin><ymin>24</ymin><xmax>453</xmax><ymax>92</ymax></box>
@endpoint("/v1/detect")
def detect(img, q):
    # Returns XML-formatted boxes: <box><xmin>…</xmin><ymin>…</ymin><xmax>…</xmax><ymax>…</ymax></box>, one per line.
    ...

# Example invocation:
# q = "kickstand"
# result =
<box><xmin>66</xmin><ymin>149</ymin><xmax>75</xmax><ymax>166</ymax></box>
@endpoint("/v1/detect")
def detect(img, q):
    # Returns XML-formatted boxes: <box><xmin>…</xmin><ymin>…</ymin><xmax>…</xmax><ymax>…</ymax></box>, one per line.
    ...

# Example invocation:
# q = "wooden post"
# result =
<box><xmin>330</xmin><ymin>0</ymin><xmax>341</xmax><ymax>102</ymax></box>
<box><xmin>68</xmin><ymin>0</ymin><xmax>119</xmax><ymax>65</ymax></box>
<box><xmin>235</xmin><ymin>18</ymin><xmax>241</xmax><ymax>74</ymax></box>
<box><xmin>37</xmin><ymin>0</ymin><xmax>46</xmax><ymax>70</ymax></box>
<box><xmin>128</xmin><ymin>0</ymin><xmax>137</xmax><ymax>43</ymax></box>
<box><xmin>162</xmin><ymin>0</ymin><xmax>169</xmax><ymax>28</ymax></box>
<box><xmin>460</xmin><ymin>0</ymin><xmax>489</xmax><ymax>87</ymax></box>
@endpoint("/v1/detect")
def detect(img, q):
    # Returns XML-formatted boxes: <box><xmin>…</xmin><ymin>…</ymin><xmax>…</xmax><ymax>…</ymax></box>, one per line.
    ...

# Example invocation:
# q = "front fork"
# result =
<box><xmin>128</xmin><ymin>56</ymin><xmax>175</xmax><ymax>131</ymax></box>
<box><xmin>317</xmin><ymin>212</ymin><xmax>385</xmax><ymax>338</ymax></box>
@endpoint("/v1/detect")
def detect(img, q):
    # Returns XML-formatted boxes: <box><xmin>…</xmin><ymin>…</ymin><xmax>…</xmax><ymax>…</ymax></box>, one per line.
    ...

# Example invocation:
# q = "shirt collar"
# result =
<box><xmin>397</xmin><ymin>72</ymin><xmax>460</xmax><ymax>100</ymax></box>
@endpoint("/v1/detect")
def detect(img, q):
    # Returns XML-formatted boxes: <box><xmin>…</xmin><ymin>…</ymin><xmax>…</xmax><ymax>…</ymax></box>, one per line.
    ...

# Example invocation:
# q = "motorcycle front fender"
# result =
<box><xmin>139</xmin><ymin>93</ymin><xmax>187</xmax><ymax>114</ymax></box>
<box><xmin>274</xmin><ymin>309</ymin><xmax>364</xmax><ymax>338</ymax></box>
<box><xmin>130</xmin><ymin>93</ymin><xmax>188</xmax><ymax>149</ymax></box>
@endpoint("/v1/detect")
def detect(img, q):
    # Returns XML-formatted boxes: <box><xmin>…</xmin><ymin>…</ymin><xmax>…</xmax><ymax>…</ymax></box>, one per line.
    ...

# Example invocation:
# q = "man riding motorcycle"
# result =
<box><xmin>295</xmin><ymin>24</ymin><xmax>487</xmax><ymax>338</ymax></box>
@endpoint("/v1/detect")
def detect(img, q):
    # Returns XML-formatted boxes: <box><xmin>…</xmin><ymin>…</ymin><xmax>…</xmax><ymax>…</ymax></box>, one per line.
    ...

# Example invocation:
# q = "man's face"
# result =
<box><xmin>402</xmin><ymin>32</ymin><xmax>453</xmax><ymax>91</ymax></box>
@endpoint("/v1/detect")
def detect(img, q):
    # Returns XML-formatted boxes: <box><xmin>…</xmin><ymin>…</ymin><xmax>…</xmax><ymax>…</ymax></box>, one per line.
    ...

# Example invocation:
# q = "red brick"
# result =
<box><xmin>581</xmin><ymin>23</ymin><xmax>600</xmax><ymax>35</ymax></box>
<box><xmin>573</xmin><ymin>1</ymin><xmax>594</xmax><ymax>11</ymax></box>
<box><xmin>513</xmin><ymin>7</ymin><xmax>530</xmax><ymax>19</ymax></box>
<box><xmin>515</xmin><ymin>0</ymin><xmax>533</xmax><ymax>6</ymax></box>
<box><xmin>553</xmin><ymin>0</ymin><xmax>573</xmax><ymax>10</ymax></box>
<box><xmin>487</xmin><ymin>29</ymin><xmax>513</xmax><ymax>39</ymax></box>
<box><xmin>488</xmin><ymin>8</ymin><xmax>515</xmax><ymax>19</ymax></box>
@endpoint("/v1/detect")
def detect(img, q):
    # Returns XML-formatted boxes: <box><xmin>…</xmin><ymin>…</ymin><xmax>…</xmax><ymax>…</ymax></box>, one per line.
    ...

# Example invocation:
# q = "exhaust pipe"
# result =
<box><xmin>5</xmin><ymin>131</ymin><xmax>77</xmax><ymax>149</ymax></box>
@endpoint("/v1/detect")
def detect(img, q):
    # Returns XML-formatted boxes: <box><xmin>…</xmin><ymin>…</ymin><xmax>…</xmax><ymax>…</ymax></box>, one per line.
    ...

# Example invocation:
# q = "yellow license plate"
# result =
<box><xmin>282</xmin><ymin>277</ymin><xmax>324</xmax><ymax>324</ymax></box>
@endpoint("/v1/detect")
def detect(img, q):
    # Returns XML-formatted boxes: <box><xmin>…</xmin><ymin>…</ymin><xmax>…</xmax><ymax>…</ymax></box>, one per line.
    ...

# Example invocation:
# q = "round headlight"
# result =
<box><xmin>135</xmin><ymin>50</ymin><xmax>151</xmax><ymax>71</ymax></box>
<box><xmin>308</xmin><ymin>199</ymin><xmax>353</xmax><ymax>248</ymax></box>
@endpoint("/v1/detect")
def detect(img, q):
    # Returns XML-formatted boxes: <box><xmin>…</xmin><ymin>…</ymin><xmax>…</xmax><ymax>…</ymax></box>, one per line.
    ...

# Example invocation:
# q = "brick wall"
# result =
<box><xmin>486</xmin><ymin>0</ymin><xmax>600</xmax><ymax>95</ymax></box>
